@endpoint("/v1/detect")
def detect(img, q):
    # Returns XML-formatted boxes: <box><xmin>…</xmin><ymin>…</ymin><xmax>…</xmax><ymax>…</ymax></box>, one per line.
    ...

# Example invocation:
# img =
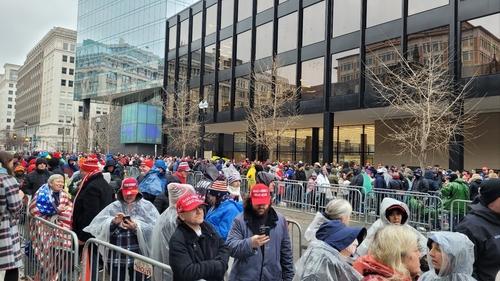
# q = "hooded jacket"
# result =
<box><xmin>226</xmin><ymin>207</ymin><xmax>294</xmax><ymax>281</ymax></box>
<box><xmin>304</xmin><ymin>211</ymin><xmax>330</xmax><ymax>242</ymax></box>
<box><xmin>441</xmin><ymin>179</ymin><xmax>470</xmax><ymax>212</ymax></box>
<box><xmin>139</xmin><ymin>169</ymin><xmax>164</xmax><ymax>196</ymax></box>
<box><xmin>356</xmin><ymin>198</ymin><xmax>428</xmax><ymax>258</ymax></box>
<box><xmin>206</xmin><ymin>199</ymin><xmax>243</xmax><ymax>240</ymax></box>
<box><xmin>418</xmin><ymin>232</ymin><xmax>476</xmax><ymax>281</ymax></box>
<box><xmin>23</xmin><ymin>168</ymin><xmax>52</xmax><ymax>195</ymax></box>
<box><xmin>294</xmin><ymin>240</ymin><xmax>362</xmax><ymax>281</ymax></box>
<box><xmin>455</xmin><ymin>203</ymin><xmax>500</xmax><ymax>281</ymax></box>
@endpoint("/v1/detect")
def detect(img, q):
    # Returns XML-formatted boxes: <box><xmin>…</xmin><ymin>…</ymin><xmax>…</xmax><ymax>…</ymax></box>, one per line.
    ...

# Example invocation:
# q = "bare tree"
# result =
<box><xmin>95</xmin><ymin>96</ymin><xmax>121</xmax><ymax>154</ymax></box>
<box><xmin>76</xmin><ymin>117</ymin><xmax>90</xmax><ymax>152</ymax></box>
<box><xmin>162</xmin><ymin>81</ymin><xmax>201</xmax><ymax>157</ymax></box>
<box><xmin>366</xmin><ymin>46</ymin><xmax>479</xmax><ymax>169</ymax></box>
<box><xmin>246</xmin><ymin>57</ymin><xmax>301</xmax><ymax>160</ymax></box>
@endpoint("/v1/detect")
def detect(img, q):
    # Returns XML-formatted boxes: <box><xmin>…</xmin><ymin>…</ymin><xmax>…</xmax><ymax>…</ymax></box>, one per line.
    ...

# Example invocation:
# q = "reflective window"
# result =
<box><xmin>219</xmin><ymin>79</ymin><xmax>232</xmax><ymax>111</ymax></box>
<box><xmin>303</xmin><ymin>1</ymin><xmax>325</xmax><ymax>46</ymax></box>
<box><xmin>278</xmin><ymin>129</ymin><xmax>295</xmax><ymax>161</ymax></box>
<box><xmin>238</xmin><ymin>0</ymin><xmax>252</xmax><ymax>21</ymax></box>
<box><xmin>191</xmin><ymin>49</ymin><xmax>202</xmax><ymax>78</ymax></box>
<box><xmin>461</xmin><ymin>13</ymin><xmax>500</xmax><ymax>78</ymax></box>
<box><xmin>333</xmin><ymin>0</ymin><xmax>360</xmax><ymax>37</ymax></box>
<box><xmin>332</xmin><ymin>48</ymin><xmax>360</xmax><ymax>96</ymax></box>
<box><xmin>365</xmin><ymin>38</ymin><xmax>401</xmax><ymax>80</ymax></box>
<box><xmin>407</xmin><ymin>26</ymin><xmax>449</xmax><ymax>66</ymax></box>
<box><xmin>235</xmin><ymin>75</ymin><xmax>250</xmax><ymax>108</ymax></box>
<box><xmin>276</xmin><ymin>64</ymin><xmax>297</xmax><ymax>96</ymax></box>
<box><xmin>256</xmin><ymin>22</ymin><xmax>273</xmax><ymax>60</ymax></box>
<box><xmin>409</xmin><ymin>0</ymin><xmax>448</xmax><ymax>15</ymax></box>
<box><xmin>180</xmin><ymin>19</ymin><xmax>189</xmax><ymax>46</ymax></box>
<box><xmin>192</xmin><ymin>12</ymin><xmax>202</xmax><ymax>41</ymax></box>
<box><xmin>234</xmin><ymin>132</ymin><xmax>247</xmax><ymax>161</ymax></box>
<box><xmin>204</xmin><ymin>84</ymin><xmax>215</xmax><ymax>114</ymax></box>
<box><xmin>254</xmin><ymin>67</ymin><xmax>273</xmax><ymax>105</ymax></box>
<box><xmin>338</xmin><ymin>126</ymin><xmax>363</xmax><ymax>163</ymax></box>
<box><xmin>278</xmin><ymin>12</ymin><xmax>297</xmax><ymax>54</ymax></box>
<box><xmin>221</xmin><ymin>0</ymin><xmax>234</xmax><ymax>28</ymax></box>
<box><xmin>257</xmin><ymin>0</ymin><xmax>273</xmax><ymax>13</ymax></box>
<box><xmin>206</xmin><ymin>4</ymin><xmax>218</xmax><ymax>36</ymax></box>
<box><xmin>236</xmin><ymin>30</ymin><xmax>252</xmax><ymax>64</ymax></box>
<box><xmin>205</xmin><ymin>44</ymin><xmax>216</xmax><ymax>74</ymax></box>
<box><xmin>220</xmin><ymin>37</ymin><xmax>233</xmax><ymax>70</ymax></box>
<box><xmin>301</xmin><ymin>57</ymin><xmax>324</xmax><ymax>100</ymax></box>
<box><xmin>367</xmin><ymin>0</ymin><xmax>401</xmax><ymax>27</ymax></box>
<box><xmin>167</xmin><ymin>60</ymin><xmax>176</xmax><ymax>86</ymax></box>
<box><xmin>179</xmin><ymin>55</ymin><xmax>189</xmax><ymax>81</ymax></box>
<box><xmin>296</xmin><ymin>128</ymin><xmax>312</xmax><ymax>164</ymax></box>
<box><xmin>169</xmin><ymin>25</ymin><xmax>177</xmax><ymax>51</ymax></box>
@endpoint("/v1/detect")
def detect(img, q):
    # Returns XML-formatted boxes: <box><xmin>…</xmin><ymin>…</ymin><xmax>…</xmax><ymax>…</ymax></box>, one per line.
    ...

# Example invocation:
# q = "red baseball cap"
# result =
<box><xmin>176</xmin><ymin>193</ymin><xmax>206</xmax><ymax>213</ymax></box>
<box><xmin>251</xmin><ymin>184</ymin><xmax>271</xmax><ymax>206</ymax></box>
<box><xmin>121</xmin><ymin>178</ymin><xmax>139</xmax><ymax>196</ymax></box>
<box><xmin>177</xmin><ymin>162</ymin><xmax>191</xmax><ymax>172</ymax></box>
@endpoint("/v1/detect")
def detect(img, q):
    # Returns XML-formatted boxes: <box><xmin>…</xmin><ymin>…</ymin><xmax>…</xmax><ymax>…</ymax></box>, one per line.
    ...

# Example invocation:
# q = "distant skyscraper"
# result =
<box><xmin>0</xmin><ymin>63</ymin><xmax>20</xmax><ymax>150</ymax></box>
<box><xmin>75</xmin><ymin>0</ymin><xmax>199</xmax><ymax>153</ymax></box>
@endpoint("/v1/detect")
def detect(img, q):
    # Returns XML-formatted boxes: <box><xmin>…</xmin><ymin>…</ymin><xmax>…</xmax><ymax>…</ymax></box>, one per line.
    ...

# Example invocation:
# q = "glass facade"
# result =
<box><xmin>164</xmin><ymin>0</ymin><xmax>499</xmax><ymax>162</ymax></box>
<box><xmin>121</xmin><ymin>103</ymin><xmax>162</xmax><ymax>144</ymax></box>
<box><xmin>75</xmin><ymin>0</ymin><xmax>197</xmax><ymax>100</ymax></box>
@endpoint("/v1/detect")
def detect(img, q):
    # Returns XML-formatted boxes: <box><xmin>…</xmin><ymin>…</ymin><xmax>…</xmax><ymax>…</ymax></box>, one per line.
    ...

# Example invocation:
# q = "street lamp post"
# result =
<box><xmin>198</xmin><ymin>100</ymin><xmax>209</xmax><ymax>159</ymax></box>
<box><xmin>62</xmin><ymin>126</ymin><xmax>65</xmax><ymax>152</ymax></box>
<box><xmin>72</xmin><ymin>122</ymin><xmax>76</xmax><ymax>153</ymax></box>
<box><xmin>24</xmin><ymin>121</ymin><xmax>28</xmax><ymax>153</ymax></box>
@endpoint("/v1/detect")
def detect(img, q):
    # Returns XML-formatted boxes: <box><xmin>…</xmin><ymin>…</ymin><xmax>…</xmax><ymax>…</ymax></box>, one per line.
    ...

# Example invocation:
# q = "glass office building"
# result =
<box><xmin>75</xmin><ymin>0</ymin><xmax>198</xmax><ymax>152</ymax></box>
<box><xmin>165</xmin><ymin>0</ymin><xmax>500</xmax><ymax>169</ymax></box>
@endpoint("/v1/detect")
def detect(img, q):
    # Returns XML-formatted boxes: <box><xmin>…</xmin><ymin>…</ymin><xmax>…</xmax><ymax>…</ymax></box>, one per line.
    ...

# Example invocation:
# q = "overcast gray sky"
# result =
<box><xmin>0</xmin><ymin>0</ymin><xmax>78</xmax><ymax>68</ymax></box>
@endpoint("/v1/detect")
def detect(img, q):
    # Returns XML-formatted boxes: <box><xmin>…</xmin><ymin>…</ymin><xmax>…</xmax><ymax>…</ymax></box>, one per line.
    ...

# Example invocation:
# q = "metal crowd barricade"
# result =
<box><xmin>286</xmin><ymin>219</ymin><xmax>304</xmax><ymax>258</ymax></box>
<box><xmin>365</xmin><ymin>188</ymin><xmax>444</xmax><ymax>231</ymax></box>
<box><xmin>328</xmin><ymin>184</ymin><xmax>365</xmax><ymax>223</ymax></box>
<box><xmin>240</xmin><ymin>177</ymin><xmax>249</xmax><ymax>196</ymax></box>
<box><xmin>23</xmin><ymin>214</ymin><xmax>80</xmax><ymax>281</ymax></box>
<box><xmin>448</xmin><ymin>199</ymin><xmax>472</xmax><ymax>231</ymax></box>
<box><xmin>273</xmin><ymin>180</ymin><xmax>308</xmax><ymax>211</ymax></box>
<box><xmin>82</xmin><ymin>238</ymin><xmax>173</xmax><ymax>281</ymax></box>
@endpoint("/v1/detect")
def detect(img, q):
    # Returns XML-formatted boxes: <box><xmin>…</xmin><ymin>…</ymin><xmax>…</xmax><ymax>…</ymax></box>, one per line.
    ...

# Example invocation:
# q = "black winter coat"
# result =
<box><xmin>468</xmin><ymin>179</ymin><xmax>481</xmax><ymax>201</ymax></box>
<box><xmin>153</xmin><ymin>192</ymin><xmax>169</xmax><ymax>214</ymax></box>
<box><xmin>23</xmin><ymin>169</ymin><xmax>52</xmax><ymax>195</ymax></box>
<box><xmin>294</xmin><ymin>169</ymin><xmax>307</xmax><ymax>181</ymax></box>
<box><xmin>388</xmin><ymin>179</ymin><xmax>404</xmax><ymax>190</ymax></box>
<box><xmin>72</xmin><ymin>172</ymin><xmax>114</xmax><ymax>242</ymax></box>
<box><xmin>412</xmin><ymin>177</ymin><xmax>429</xmax><ymax>193</ymax></box>
<box><xmin>169</xmin><ymin>221</ymin><xmax>229</xmax><ymax>281</ymax></box>
<box><xmin>456</xmin><ymin>203</ymin><xmax>500</xmax><ymax>281</ymax></box>
<box><xmin>350</xmin><ymin>173</ymin><xmax>364</xmax><ymax>187</ymax></box>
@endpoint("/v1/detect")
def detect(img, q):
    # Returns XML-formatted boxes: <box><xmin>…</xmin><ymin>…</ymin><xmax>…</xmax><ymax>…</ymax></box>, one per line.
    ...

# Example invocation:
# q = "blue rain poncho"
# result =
<box><xmin>418</xmin><ymin>232</ymin><xmax>476</xmax><ymax>281</ymax></box>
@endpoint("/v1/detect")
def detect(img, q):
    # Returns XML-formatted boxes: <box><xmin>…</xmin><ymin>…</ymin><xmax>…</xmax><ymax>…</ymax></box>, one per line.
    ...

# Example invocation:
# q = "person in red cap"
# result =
<box><xmin>169</xmin><ymin>192</ymin><xmax>229</xmax><ymax>281</ymax></box>
<box><xmin>72</xmin><ymin>158</ymin><xmax>114</xmax><ymax>251</ymax></box>
<box><xmin>226</xmin><ymin>183</ymin><xmax>295</xmax><ymax>281</ymax></box>
<box><xmin>173</xmin><ymin>162</ymin><xmax>191</xmax><ymax>184</ymax></box>
<box><xmin>84</xmin><ymin>177</ymin><xmax>159</xmax><ymax>280</ymax></box>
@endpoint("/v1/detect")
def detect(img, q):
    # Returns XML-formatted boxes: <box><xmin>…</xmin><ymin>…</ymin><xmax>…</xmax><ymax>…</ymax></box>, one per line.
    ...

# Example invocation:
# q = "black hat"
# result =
<box><xmin>35</xmin><ymin>158</ymin><xmax>48</xmax><ymax>166</ymax></box>
<box><xmin>479</xmin><ymin>178</ymin><xmax>500</xmax><ymax>206</ymax></box>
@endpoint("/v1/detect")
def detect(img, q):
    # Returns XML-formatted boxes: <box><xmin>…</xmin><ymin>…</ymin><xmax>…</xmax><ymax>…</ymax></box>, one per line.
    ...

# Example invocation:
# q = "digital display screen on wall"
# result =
<box><xmin>121</xmin><ymin>103</ymin><xmax>162</xmax><ymax>144</ymax></box>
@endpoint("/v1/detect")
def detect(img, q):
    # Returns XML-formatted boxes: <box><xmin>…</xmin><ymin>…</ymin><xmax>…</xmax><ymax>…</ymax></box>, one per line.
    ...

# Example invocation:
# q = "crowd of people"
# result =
<box><xmin>0</xmin><ymin>150</ymin><xmax>498</xmax><ymax>281</ymax></box>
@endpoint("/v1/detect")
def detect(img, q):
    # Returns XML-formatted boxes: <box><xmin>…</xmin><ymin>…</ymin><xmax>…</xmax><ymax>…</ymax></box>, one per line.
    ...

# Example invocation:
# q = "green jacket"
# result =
<box><xmin>441</xmin><ymin>179</ymin><xmax>470</xmax><ymax>213</ymax></box>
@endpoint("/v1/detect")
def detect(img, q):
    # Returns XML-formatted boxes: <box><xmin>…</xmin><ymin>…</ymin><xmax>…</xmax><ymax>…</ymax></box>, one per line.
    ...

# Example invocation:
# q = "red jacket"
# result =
<box><xmin>353</xmin><ymin>255</ymin><xmax>411</xmax><ymax>281</ymax></box>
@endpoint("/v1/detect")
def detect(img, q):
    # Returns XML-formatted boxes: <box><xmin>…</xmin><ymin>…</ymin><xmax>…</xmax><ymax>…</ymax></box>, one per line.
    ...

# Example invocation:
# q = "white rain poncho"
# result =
<box><xmin>356</xmin><ymin>197</ymin><xmax>428</xmax><ymax>258</ymax></box>
<box><xmin>150</xmin><ymin>206</ymin><xmax>177</xmax><ymax>281</ymax></box>
<box><xmin>418</xmin><ymin>232</ymin><xmax>476</xmax><ymax>281</ymax></box>
<box><xmin>304</xmin><ymin>212</ymin><xmax>329</xmax><ymax>242</ymax></box>
<box><xmin>294</xmin><ymin>240</ymin><xmax>362</xmax><ymax>281</ymax></box>
<box><xmin>83</xmin><ymin>193</ymin><xmax>159</xmax><ymax>258</ymax></box>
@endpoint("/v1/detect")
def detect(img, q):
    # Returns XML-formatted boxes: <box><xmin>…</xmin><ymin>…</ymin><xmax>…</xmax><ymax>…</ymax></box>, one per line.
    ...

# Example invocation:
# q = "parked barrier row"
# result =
<box><xmin>448</xmin><ymin>199</ymin><xmax>472</xmax><ymax>231</ymax></box>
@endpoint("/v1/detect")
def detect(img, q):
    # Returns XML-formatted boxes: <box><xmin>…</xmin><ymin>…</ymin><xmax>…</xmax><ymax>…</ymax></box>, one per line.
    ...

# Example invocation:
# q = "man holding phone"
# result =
<box><xmin>226</xmin><ymin>183</ymin><xmax>294</xmax><ymax>281</ymax></box>
<box><xmin>84</xmin><ymin>178</ymin><xmax>159</xmax><ymax>281</ymax></box>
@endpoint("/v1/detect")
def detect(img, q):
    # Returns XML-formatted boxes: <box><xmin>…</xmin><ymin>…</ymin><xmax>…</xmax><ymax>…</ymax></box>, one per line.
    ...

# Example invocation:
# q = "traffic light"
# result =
<box><xmin>13</xmin><ymin>133</ymin><xmax>17</xmax><ymax>140</ymax></box>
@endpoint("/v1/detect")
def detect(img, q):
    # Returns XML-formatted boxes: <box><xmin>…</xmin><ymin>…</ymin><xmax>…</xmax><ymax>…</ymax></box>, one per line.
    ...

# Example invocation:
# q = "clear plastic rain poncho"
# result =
<box><xmin>294</xmin><ymin>240</ymin><xmax>362</xmax><ymax>281</ymax></box>
<box><xmin>418</xmin><ymin>232</ymin><xmax>476</xmax><ymax>281</ymax></box>
<box><xmin>83</xmin><ymin>194</ymin><xmax>159</xmax><ymax>258</ymax></box>
<box><xmin>150</xmin><ymin>206</ymin><xmax>177</xmax><ymax>281</ymax></box>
